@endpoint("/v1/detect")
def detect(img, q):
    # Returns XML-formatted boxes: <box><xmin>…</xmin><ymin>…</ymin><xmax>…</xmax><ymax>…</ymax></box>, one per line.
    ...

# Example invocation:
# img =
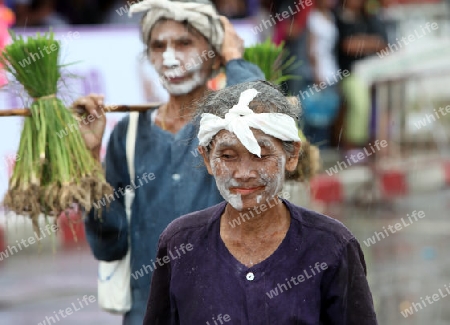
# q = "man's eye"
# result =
<box><xmin>150</xmin><ymin>42</ymin><xmax>165</xmax><ymax>51</ymax></box>
<box><xmin>220</xmin><ymin>152</ymin><xmax>238</xmax><ymax>160</ymax></box>
<box><xmin>178</xmin><ymin>39</ymin><xmax>192</xmax><ymax>46</ymax></box>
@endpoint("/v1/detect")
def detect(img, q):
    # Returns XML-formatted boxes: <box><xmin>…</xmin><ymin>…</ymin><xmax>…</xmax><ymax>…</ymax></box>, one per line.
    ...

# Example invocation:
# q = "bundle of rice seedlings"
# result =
<box><xmin>243</xmin><ymin>38</ymin><xmax>300</xmax><ymax>85</ymax></box>
<box><xmin>244</xmin><ymin>39</ymin><xmax>321</xmax><ymax>181</ymax></box>
<box><xmin>0</xmin><ymin>31</ymin><xmax>112</xmax><ymax>233</ymax></box>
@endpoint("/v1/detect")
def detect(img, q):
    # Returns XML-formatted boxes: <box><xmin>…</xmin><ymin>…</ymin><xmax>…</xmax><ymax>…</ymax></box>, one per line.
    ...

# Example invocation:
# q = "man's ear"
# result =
<box><xmin>211</xmin><ymin>51</ymin><xmax>221</xmax><ymax>70</ymax></box>
<box><xmin>285</xmin><ymin>141</ymin><xmax>301</xmax><ymax>172</ymax></box>
<box><xmin>198</xmin><ymin>146</ymin><xmax>213</xmax><ymax>175</ymax></box>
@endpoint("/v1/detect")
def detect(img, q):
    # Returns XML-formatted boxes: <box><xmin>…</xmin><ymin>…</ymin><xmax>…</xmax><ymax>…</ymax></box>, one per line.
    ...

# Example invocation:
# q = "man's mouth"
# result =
<box><xmin>229</xmin><ymin>186</ymin><xmax>265</xmax><ymax>195</ymax></box>
<box><xmin>166</xmin><ymin>75</ymin><xmax>186</xmax><ymax>83</ymax></box>
<box><xmin>163</xmin><ymin>71</ymin><xmax>192</xmax><ymax>84</ymax></box>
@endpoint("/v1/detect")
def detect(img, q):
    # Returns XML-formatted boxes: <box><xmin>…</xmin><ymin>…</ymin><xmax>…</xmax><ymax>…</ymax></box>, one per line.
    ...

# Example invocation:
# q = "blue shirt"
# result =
<box><xmin>143</xmin><ymin>200</ymin><xmax>378</xmax><ymax>325</ymax></box>
<box><xmin>84</xmin><ymin>59</ymin><xmax>265</xmax><ymax>324</ymax></box>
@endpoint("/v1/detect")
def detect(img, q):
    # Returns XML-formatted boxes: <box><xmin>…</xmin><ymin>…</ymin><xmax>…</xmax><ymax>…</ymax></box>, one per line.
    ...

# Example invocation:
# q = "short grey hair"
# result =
<box><xmin>195</xmin><ymin>80</ymin><xmax>300</xmax><ymax>156</ymax></box>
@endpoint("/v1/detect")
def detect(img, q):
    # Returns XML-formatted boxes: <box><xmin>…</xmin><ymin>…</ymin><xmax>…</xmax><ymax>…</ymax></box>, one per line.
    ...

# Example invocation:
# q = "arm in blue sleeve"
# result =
<box><xmin>225</xmin><ymin>59</ymin><xmax>265</xmax><ymax>87</ymax></box>
<box><xmin>84</xmin><ymin>116</ymin><xmax>130</xmax><ymax>261</ymax></box>
<box><xmin>321</xmin><ymin>238</ymin><xmax>378</xmax><ymax>324</ymax></box>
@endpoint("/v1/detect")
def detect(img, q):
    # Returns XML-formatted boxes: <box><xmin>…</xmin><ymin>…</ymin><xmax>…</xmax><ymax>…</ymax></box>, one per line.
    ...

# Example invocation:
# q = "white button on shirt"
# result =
<box><xmin>172</xmin><ymin>173</ymin><xmax>181</xmax><ymax>181</ymax></box>
<box><xmin>246</xmin><ymin>272</ymin><xmax>254</xmax><ymax>281</ymax></box>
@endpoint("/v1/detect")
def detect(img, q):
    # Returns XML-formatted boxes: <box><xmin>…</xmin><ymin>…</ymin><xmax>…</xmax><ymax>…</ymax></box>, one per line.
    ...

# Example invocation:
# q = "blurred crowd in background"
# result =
<box><xmin>3</xmin><ymin>0</ymin><xmax>395</xmax><ymax>26</ymax></box>
<box><xmin>5</xmin><ymin>0</ymin><xmax>255</xmax><ymax>26</ymax></box>
<box><xmin>3</xmin><ymin>0</ymin><xmax>444</xmax><ymax>151</ymax></box>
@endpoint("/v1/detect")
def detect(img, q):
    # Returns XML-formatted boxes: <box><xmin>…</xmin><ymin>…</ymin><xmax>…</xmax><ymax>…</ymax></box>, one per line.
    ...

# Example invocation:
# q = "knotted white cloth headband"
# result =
<box><xmin>198</xmin><ymin>89</ymin><xmax>301</xmax><ymax>157</ymax></box>
<box><xmin>129</xmin><ymin>0</ymin><xmax>224</xmax><ymax>53</ymax></box>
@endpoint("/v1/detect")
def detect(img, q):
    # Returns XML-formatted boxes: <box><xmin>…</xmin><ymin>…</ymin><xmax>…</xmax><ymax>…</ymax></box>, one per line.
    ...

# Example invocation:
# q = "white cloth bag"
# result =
<box><xmin>97</xmin><ymin>112</ymin><xmax>139</xmax><ymax>314</ymax></box>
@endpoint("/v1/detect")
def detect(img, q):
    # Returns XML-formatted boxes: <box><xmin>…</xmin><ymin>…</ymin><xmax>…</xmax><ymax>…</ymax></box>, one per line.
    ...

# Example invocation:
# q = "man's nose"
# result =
<box><xmin>163</xmin><ymin>47</ymin><xmax>180</xmax><ymax>67</ymax></box>
<box><xmin>233</xmin><ymin>157</ymin><xmax>258</xmax><ymax>180</ymax></box>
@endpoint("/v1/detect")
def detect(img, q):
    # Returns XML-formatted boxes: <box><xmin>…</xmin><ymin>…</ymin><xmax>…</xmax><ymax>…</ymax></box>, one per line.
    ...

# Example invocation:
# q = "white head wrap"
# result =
<box><xmin>128</xmin><ymin>0</ymin><xmax>224</xmax><ymax>52</ymax></box>
<box><xmin>198</xmin><ymin>89</ymin><xmax>301</xmax><ymax>157</ymax></box>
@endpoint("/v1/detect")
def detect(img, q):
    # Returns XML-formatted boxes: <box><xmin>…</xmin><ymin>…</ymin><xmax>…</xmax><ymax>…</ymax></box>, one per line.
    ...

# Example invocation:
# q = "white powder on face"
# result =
<box><xmin>155</xmin><ymin>30</ymin><xmax>178</xmax><ymax>41</ymax></box>
<box><xmin>163</xmin><ymin>48</ymin><xmax>203</xmax><ymax>77</ymax></box>
<box><xmin>208</xmin><ymin>132</ymin><xmax>287</xmax><ymax>211</ymax></box>
<box><xmin>180</xmin><ymin>48</ymin><xmax>202</xmax><ymax>71</ymax></box>
<box><xmin>164</xmin><ymin>70</ymin><xmax>206</xmax><ymax>95</ymax></box>
<box><xmin>264</xmin><ymin>155</ymin><xmax>286</xmax><ymax>198</ymax></box>
<box><xmin>160</xmin><ymin>48</ymin><xmax>208</xmax><ymax>95</ymax></box>
<box><xmin>150</xmin><ymin>28</ymin><xmax>211</xmax><ymax>96</ymax></box>
<box><xmin>162</xmin><ymin>47</ymin><xmax>180</xmax><ymax>67</ymax></box>
<box><xmin>253</xmin><ymin>155</ymin><xmax>286</xmax><ymax>206</ymax></box>
<box><xmin>225</xmin><ymin>191</ymin><xmax>244</xmax><ymax>211</ymax></box>
<box><xmin>211</xmin><ymin>162</ymin><xmax>244</xmax><ymax>210</ymax></box>
<box><xmin>254</xmin><ymin>135</ymin><xmax>286</xmax><ymax>200</ymax></box>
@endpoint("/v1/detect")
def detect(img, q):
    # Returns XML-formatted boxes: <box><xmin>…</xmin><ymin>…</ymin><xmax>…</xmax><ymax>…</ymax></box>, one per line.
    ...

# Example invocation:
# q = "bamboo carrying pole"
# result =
<box><xmin>0</xmin><ymin>104</ymin><xmax>164</xmax><ymax>117</ymax></box>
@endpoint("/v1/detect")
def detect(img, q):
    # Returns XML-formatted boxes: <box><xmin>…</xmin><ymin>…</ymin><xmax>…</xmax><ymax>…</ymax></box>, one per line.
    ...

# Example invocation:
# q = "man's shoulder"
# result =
<box><xmin>287</xmin><ymin>201</ymin><xmax>355</xmax><ymax>244</ymax></box>
<box><xmin>159</xmin><ymin>201</ymin><xmax>227</xmax><ymax>244</ymax></box>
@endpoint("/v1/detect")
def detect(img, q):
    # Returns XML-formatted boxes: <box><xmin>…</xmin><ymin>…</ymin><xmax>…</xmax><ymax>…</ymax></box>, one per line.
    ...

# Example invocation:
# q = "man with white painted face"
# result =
<box><xmin>73</xmin><ymin>0</ymin><xmax>265</xmax><ymax>324</ymax></box>
<box><xmin>143</xmin><ymin>81</ymin><xmax>378</xmax><ymax>325</ymax></box>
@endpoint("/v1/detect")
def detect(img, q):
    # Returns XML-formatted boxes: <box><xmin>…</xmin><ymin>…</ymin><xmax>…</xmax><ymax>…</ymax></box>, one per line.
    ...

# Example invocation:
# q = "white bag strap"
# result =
<box><xmin>126</xmin><ymin>112</ymin><xmax>139</xmax><ymax>186</ymax></box>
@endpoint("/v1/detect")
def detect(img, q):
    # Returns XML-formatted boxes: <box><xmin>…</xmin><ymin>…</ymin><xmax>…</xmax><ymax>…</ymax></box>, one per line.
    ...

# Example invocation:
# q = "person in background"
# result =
<box><xmin>375</xmin><ymin>0</ymin><xmax>397</xmax><ymax>45</ymax></box>
<box><xmin>273</xmin><ymin>0</ymin><xmax>313</xmax><ymax>95</ymax></box>
<box><xmin>212</xmin><ymin>0</ymin><xmax>249</xmax><ymax>19</ymax></box>
<box><xmin>73</xmin><ymin>0</ymin><xmax>264</xmax><ymax>324</ymax></box>
<box><xmin>334</xmin><ymin>0</ymin><xmax>387</xmax><ymax>149</ymax></box>
<box><xmin>252</xmin><ymin>0</ymin><xmax>275</xmax><ymax>42</ymax></box>
<box><xmin>3</xmin><ymin>0</ymin><xmax>13</xmax><ymax>10</ymax></box>
<box><xmin>307</xmin><ymin>0</ymin><xmax>339</xmax><ymax>86</ymax></box>
<box><xmin>55</xmin><ymin>0</ymin><xmax>102</xmax><ymax>25</ymax></box>
<box><xmin>302</xmin><ymin>0</ymin><xmax>340</xmax><ymax>147</ymax></box>
<box><xmin>12</xmin><ymin>0</ymin><xmax>68</xmax><ymax>27</ymax></box>
<box><xmin>100</xmin><ymin>0</ymin><xmax>145</xmax><ymax>25</ymax></box>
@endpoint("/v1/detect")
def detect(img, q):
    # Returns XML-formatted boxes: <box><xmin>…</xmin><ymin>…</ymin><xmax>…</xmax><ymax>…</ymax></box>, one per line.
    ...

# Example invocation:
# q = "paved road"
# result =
<box><xmin>0</xmin><ymin>246</ymin><xmax>121</xmax><ymax>325</ymax></box>
<box><xmin>325</xmin><ymin>188</ymin><xmax>450</xmax><ymax>325</ymax></box>
<box><xmin>1</xmin><ymin>188</ymin><xmax>449</xmax><ymax>324</ymax></box>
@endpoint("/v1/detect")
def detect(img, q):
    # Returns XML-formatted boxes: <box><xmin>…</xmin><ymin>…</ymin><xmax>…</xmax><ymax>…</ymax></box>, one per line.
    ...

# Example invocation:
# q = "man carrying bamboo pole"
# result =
<box><xmin>73</xmin><ymin>1</ymin><xmax>264</xmax><ymax>324</ymax></box>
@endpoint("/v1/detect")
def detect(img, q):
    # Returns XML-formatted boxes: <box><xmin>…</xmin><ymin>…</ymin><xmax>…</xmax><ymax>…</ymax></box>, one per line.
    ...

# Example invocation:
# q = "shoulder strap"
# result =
<box><xmin>126</xmin><ymin>112</ymin><xmax>139</xmax><ymax>184</ymax></box>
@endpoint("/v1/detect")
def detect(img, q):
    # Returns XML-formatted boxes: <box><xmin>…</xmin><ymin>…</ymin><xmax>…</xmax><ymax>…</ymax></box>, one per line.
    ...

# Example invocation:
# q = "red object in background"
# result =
<box><xmin>0</xmin><ymin>4</ymin><xmax>15</xmax><ymax>87</ymax></box>
<box><xmin>273</xmin><ymin>0</ymin><xmax>313</xmax><ymax>44</ymax></box>
<box><xmin>207</xmin><ymin>71</ymin><xmax>227</xmax><ymax>91</ymax></box>
<box><xmin>380</xmin><ymin>170</ymin><xmax>408</xmax><ymax>197</ymax></box>
<box><xmin>444</xmin><ymin>161</ymin><xmax>450</xmax><ymax>185</ymax></box>
<box><xmin>310</xmin><ymin>175</ymin><xmax>344</xmax><ymax>203</ymax></box>
<box><xmin>58</xmin><ymin>209</ymin><xmax>87</xmax><ymax>248</ymax></box>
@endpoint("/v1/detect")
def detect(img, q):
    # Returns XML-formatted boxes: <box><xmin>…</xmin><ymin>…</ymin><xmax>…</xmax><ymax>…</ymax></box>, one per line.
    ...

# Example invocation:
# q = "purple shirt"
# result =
<box><xmin>143</xmin><ymin>200</ymin><xmax>378</xmax><ymax>325</ymax></box>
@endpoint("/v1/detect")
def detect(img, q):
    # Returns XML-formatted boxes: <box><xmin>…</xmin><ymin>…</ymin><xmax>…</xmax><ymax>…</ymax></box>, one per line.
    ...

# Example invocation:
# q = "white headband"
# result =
<box><xmin>129</xmin><ymin>0</ymin><xmax>224</xmax><ymax>53</ymax></box>
<box><xmin>198</xmin><ymin>89</ymin><xmax>301</xmax><ymax>157</ymax></box>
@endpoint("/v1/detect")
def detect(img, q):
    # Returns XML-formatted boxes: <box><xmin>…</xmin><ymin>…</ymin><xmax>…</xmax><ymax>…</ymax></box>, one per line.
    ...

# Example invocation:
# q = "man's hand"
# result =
<box><xmin>219</xmin><ymin>16</ymin><xmax>244</xmax><ymax>64</ymax></box>
<box><xmin>71</xmin><ymin>94</ymin><xmax>107</xmax><ymax>161</ymax></box>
